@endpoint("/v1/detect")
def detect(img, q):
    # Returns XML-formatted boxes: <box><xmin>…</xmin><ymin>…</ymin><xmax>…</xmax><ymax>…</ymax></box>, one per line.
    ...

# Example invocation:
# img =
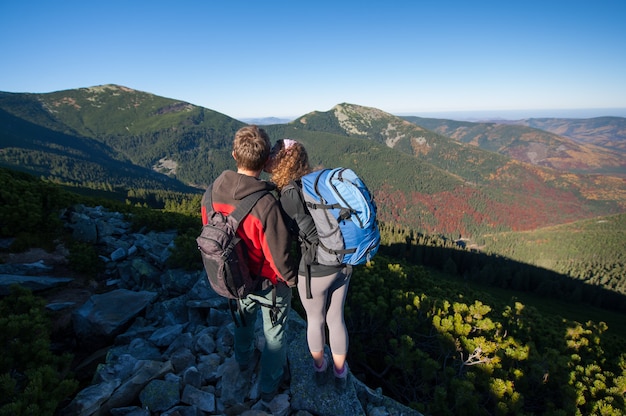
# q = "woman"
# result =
<box><xmin>267</xmin><ymin>138</ymin><xmax>352</xmax><ymax>390</ymax></box>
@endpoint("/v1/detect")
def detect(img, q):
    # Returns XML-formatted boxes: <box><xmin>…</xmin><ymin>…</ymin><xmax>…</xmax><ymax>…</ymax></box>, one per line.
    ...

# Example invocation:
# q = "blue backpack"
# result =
<box><xmin>299</xmin><ymin>167</ymin><xmax>380</xmax><ymax>271</ymax></box>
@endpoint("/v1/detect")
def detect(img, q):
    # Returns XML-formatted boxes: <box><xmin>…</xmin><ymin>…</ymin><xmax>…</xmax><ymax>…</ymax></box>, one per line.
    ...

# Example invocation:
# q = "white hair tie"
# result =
<box><xmin>283</xmin><ymin>139</ymin><xmax>297</xmax><ymax>149</ymax></box>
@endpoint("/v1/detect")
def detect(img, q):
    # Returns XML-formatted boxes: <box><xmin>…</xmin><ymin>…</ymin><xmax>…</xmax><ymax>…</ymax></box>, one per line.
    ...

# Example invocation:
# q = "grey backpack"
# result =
<box><xmin>197</xmin><ymin>185</ymin><xmax>267</xmax><ymax>300</ymax></box>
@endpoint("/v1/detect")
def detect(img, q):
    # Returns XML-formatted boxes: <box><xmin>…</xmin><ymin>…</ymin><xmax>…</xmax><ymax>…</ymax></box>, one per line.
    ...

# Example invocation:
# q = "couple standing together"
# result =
<box><xmin>200</xmin><ymin>125</ymin><xmax>351</xmax><ymax>406</ymax></box>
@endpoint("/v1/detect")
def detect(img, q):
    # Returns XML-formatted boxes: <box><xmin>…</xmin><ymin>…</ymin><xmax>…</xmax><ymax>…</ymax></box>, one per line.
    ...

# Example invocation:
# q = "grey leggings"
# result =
<box><xmin>297</xmin><ymin>267</ymin><xmax>351</xmax><ymax>355</ymax></box>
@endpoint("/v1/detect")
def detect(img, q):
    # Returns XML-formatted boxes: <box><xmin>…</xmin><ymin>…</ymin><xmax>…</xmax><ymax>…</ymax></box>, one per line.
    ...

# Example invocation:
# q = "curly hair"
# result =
<box><xmin>269</xmin><ymin>139</ymin><xmax>311</xmax><ymax>191</ymax></box>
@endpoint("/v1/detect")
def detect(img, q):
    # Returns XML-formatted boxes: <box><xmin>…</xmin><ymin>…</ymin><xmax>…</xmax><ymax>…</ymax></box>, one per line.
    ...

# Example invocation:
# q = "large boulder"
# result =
<box><xmin>72</xmin><ymin>289</ymin><xmax>158</xmax><ymax>350</ymax></box>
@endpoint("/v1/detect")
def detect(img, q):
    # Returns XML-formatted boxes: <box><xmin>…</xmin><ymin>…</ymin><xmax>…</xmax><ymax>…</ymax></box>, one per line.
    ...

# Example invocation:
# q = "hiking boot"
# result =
<box><xmin>281</xmin><ymin>362</ymin><xmax>291</xmax><ymax>388</ymax></box>
<box><xmin>260</xmin><ymin>389</ymin><xmax>277</xmax><ymax>404</ymax></box>
<box><xmin>254</xmin><ymin>392</ymin><xmax>289</xmax><ymax>416</ymax></box>
<box><xmin>334</xmin><ymin>362</ymin><xmax>349</xmax><ymax>392</ymax></box>
<box><xmin>314</xmin><ymin>355</ymin><xmax>329</xmax><ymax>386</ymax></box>
<box><xmin>259</xmin><ymin>364</ymin><xmax>289</xmax><ymax>403</ymax></box>
<box><xmin>335</xmin><ymin>374</ymin><xmax>348</xmax><ymax>391</ymax></box>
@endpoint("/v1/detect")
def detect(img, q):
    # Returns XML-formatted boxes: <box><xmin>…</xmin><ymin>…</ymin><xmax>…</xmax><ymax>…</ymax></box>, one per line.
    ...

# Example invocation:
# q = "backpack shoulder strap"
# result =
<box><xmin>286</xmin><ymin>179</ymin><xmax>308</xmax><ymax>210</ymax></box>
<box><xmin>228</xmin><ymin>190</ymin><xmax>269</xmax><ymax>226</ymax></box>
<box><xmin>301</xmin><ymin>171</ymin><xmax>343</xmax><ymax>211</ymax></box>
<box><xmin>287</xmin><ymin>179</ymin><xmax>317</xmax><ymax>300</ymax></box>
<box><xmin>203</xmin><ymin>183</ymin><xmax>268</xmax><ymax>227</ymax></box>
<box><xmin>202</xmin><ymin>183</ymin><xmax>215</xmax><ymax>211</ymax></box>
<box><xmin>285</xmin><ymin>180</ymin><xmax>298</xmax><ymax>192</ymax></box>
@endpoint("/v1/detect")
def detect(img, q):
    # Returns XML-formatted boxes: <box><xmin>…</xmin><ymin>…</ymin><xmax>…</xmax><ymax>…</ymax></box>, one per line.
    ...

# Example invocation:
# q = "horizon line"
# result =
<box><xmin>241</xmin><ymin>107</ymin><xmax>626</xmax><ymax>122</ymax></box>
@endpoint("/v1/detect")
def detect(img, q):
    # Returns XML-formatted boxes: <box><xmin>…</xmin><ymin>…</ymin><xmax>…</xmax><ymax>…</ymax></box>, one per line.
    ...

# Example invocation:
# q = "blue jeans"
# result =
<box><xmin>234</xmin><ymin>281</ymin><xmax>292</xmax><ymax>395</ymax></box>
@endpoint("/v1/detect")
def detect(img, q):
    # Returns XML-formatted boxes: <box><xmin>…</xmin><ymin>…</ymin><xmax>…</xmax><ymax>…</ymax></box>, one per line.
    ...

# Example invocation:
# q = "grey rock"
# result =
<box><xmin>289</xmin><ymin>331</ymin><xmax>364</xmax><ymax>416</ymax></box>
<box><xmin>109</xmin><ymin>406</ymin><xmax>150</xmax><ymax>416</ymax></box>
<box><xmin>0</xmin><ymin>274</ymin><xmax>73</xmax><ymax>295</ymax></box>
<box><xmin>125</xmin><ymin>338</ymin><xmax>163</xmax><ymax>361</ymax></box>
<box><xmin>70</xmin><ymin>214</ymin><xmax>98</xmax><ymax>243</ymax></box>
<box><xmin>217</xmin><ymin>356</ymin><xmax>252</xmax><ymax>406</ymax></box>
<box><xmin>94</xmin><ymin>354</ymin><xmax>138</xmax><ymax>383</ymax></box>
<box><xmin>170</xmin><ymin>347</ymin><xmax>196</xmax><ymax>373</ymax></box>
<box><xmin>193</xmin><ymin>328</ymin><xmax>217</xmax><ymax>355</ymax></box>
<box><xmin>163</xmin><ymin>332</ymin><xmax>193</xmax><ymax>359</ymax></box>
<box><xmin>197</xmin><ymin>353</ymin><xmax>222</xmax><ymax>383</ymax></box>
<box><xmin>146</xmin><ymin>295</ymin><xmax>189</xmax><ymax>326</ymax></box>
<box><xmin>110</xmin><ymin>247</ymin><xmax>127</xmax><ymax>261</ymax></box>
<box><xmin>181</xmin><ymin>384</ymin><xmax>216</xmax><ymax>413</ymax></box>
<box><xmin>139</xmin><ymin>378</ymin><xmax>181</xmax><ymax>412</ymax></box>
<box><xmin>72</xmin><ymin>289</ymin><xmax>158</xmax><ymax>349</ymax></box>
<box><xmin>183</xmin><ymin>366</ymin><xmax>202</xmax><ymax>389</ymax></box>
<box><xmin>161</xmin><ymin>405</ymin><xmax>202</xmax><ymax>416</ymax></box>
<box><xmin>148</xmin><ymin>323</ymin><xmax>184</xmax><ymax>347</ymax></box>
<box><xmin>46</xmin><ymin>301</ymin><xmax>77</xmax><ymax>311</ymax></box>
<box><xmin>160</xmin><ymin>269</ymin><xmax>198</xmax><ymax>295</ymax></box>
<box><xmin>95</xmin><ymin>360</ymin><xmax>173</xmax><ymax>415</ymax></box>
<box><xmin>61</xmin><ymin>379</ymin><xmax>121</xmax><ymax>416</ymax></box>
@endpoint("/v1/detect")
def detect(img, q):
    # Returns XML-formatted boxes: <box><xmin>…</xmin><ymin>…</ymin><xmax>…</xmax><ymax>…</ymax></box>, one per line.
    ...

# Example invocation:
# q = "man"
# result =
<box><xmin>201</xmin><ymin>125</ymin><xmax>297</xmax><ymax>404</ymax></box>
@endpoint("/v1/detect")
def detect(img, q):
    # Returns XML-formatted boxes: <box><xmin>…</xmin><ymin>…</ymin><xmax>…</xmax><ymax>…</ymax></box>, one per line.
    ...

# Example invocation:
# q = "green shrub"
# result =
<box><xmin>67</xmin><ymin>241</ymin><xmax>103</xmax><ymax>278</ymax></box>
<box><xmin>167</xmin><ymin>228</ymin><xmax>203</xmax><ymax>271</ymax></box>
<box><xmin>346</xmin><ymin>255</ymin><xmax>626</xmax><ymax>415</ymax></box>
<box><xmin>0</xmin><ymin>285</ymin><xmax>78</xmax><ymax>416</ymax></box>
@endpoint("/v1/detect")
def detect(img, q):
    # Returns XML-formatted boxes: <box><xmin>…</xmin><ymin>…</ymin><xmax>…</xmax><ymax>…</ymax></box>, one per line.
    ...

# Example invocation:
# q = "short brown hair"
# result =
<box><xmin>233</xmin><ymin>125</ymin><xmax>271</xmax><ymax>171</ymax></box>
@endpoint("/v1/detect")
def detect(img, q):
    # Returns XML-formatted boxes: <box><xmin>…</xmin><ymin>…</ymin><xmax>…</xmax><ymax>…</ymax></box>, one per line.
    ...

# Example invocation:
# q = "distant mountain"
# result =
<box><xmin>240</xmin><ymin>117</ymin><xmax>294</xmax><ymax>125</ymax></box>
<box><xmin>1</xmin><ymin>86</ymin><xmax>625</xmax><ymax>239</ymax></box>
<box><xmin>497</xmin><ymin>117</ymin><xmax>626</xmax><ymax>153</ymax></box>
<box><xmin>401</xmin><ymin>115</ymin><xmax>626</xmax><ymax>175</ymax></box>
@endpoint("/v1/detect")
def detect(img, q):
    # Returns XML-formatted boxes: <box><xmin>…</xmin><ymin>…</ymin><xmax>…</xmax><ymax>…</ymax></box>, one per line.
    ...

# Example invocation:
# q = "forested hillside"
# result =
<box><xmin>269</xmin><ymin>110</ymin><xmax>626</xmax><ymax>237</ymax></box>
<box><xmin>346</xmin><ymin>255</ymin><xmax>626</xmax><ymax>415</ymax></box>
<box><xmin>480</xmin><ymin>213</ymin><xmax>626</xmax><ymax>296</ymax></box>
<box><xmin>0</xmin><ymin>86</ymin><xmax>244</xmax><ymax>187</ymax></box>
<box><xmin>291</xmin><ymin>103</ymin><xmax>509</xmax><ymax>184</ymax></box>
<box><xmin>1</xmin><ymin>84</ymin><xmax>626</xmax><ymax>415</ymax></box>
<box><xmin>0</xmin><ymin>107</ymin><xmax>197</xmax><ymax>194</ymax></box>
<box><xmin>1</xmin><ymin>85</ymin><xmax>625</xmax><ymax>244</ymax></box>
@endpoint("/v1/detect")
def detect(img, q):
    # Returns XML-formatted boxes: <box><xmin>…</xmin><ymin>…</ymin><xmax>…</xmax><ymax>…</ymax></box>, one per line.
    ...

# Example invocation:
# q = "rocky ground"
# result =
<box><xmin>0</xmin><ymin>245</ymin><xmax>107</xmax><ymax>381</ymax></box>
<box><xmin>1</xmin><ymin>205</ymin><xmax>422</xmax><ymax>415</ymax></box>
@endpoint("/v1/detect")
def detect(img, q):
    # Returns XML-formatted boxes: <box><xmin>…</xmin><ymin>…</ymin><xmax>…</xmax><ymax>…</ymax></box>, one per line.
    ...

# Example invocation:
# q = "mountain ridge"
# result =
<box><xmin>497</xmin><ymin>116</ymin><xmax>626</xmax><ymax>152</ymax></box>
<box><xmin>401</xmin><ymin>115</ymin><xmax>626</xmax><ymax>175</ymax></box>
<box><xmin>1</xmin><ymin>84</ymin><xmax>625</xmax><ymax>238</ymax></box>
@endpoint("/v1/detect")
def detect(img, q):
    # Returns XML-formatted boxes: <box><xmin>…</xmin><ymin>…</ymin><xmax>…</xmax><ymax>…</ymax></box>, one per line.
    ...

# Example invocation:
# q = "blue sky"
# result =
<box><xmin>1</xmin><ymin>1</ymin><xmax>625</xmax><ymax>119</ymax></box>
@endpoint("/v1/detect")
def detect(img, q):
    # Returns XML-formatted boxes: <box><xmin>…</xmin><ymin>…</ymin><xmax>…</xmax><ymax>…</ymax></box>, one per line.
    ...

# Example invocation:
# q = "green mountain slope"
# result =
<box><xmin>263</xmin><ymin>124</ymin><xmax>461</xmax><ymax>193</ymax></box>
<box><xmin>0</xmin><ymin>107</ymin><xmax>196</xmax><ymax>193</ymax></box>
<box><xmin>1</xmin><ymin>86</ymin><xmax>625</xmax><ymax>239</ymax></box>
<box><xmin>292</xmin><ymin>103</ymin><xmax>508</xmax><ymax>184</ymax></box>
<box><xmin>0</xmin><ymin>85</ymin><xmax>245</xmax><ymax>187</ymax></box>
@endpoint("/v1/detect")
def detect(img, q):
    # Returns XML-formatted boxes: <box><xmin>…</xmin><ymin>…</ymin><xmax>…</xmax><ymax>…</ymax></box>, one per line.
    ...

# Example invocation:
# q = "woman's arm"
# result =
<box><xmin>280</xmin><ymin>186</ymin><xmax>318</xmax><ymax>244</ymax></box>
